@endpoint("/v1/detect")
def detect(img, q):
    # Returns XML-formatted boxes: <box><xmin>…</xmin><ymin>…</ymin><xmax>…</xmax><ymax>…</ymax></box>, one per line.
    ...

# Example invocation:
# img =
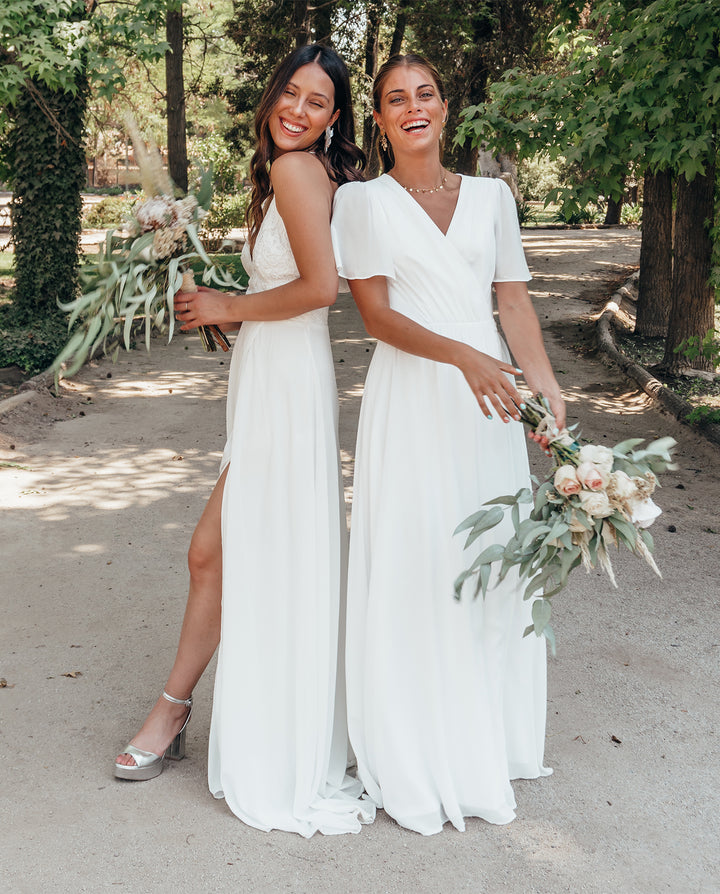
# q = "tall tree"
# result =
<box><xmin>0</xmin><ymin>0</ymin><xmax>169</xmax><ymax>320</ymax></box>
<box><xmin>407</xmin><ymin>0</ymin><xmax>578</xmax><ymax>174</ymax></box>
<box><xmin>458</xmin><ymin>0</ymin><xmax>720</xmax><ymax>368</ymax></box>
<box><xmin>636</xmin><ymin>170</ymin><xmax>673</xmax><ymax>337</ymax></box>
<box><xmin>166</xmin><ymin>2</ymin><xmax>188</xmax><ymax>191</ymax></box>
<box><xmin>663</xmin><ymin>160</ymin><xmax>717</xmax><ymax>372</ymax></box>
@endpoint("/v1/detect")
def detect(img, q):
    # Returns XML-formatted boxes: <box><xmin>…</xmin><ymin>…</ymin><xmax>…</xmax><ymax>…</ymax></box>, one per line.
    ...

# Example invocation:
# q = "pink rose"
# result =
<box><xmin>554</xmin><ymin>465</ymin><xmax>581</xmax><ymax>496</ymax></box>
<box><xmin>576</xmin><ymin>461</ymin><xmax>605</xmax><ymax>491</ymax></box>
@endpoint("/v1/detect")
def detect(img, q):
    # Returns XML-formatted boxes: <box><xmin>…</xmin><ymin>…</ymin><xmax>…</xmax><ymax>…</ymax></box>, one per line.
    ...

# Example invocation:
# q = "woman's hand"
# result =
<box><xmin>175</xmin><ymin>286</ymin><xmax>237</xmax><ymax>331</ymax></box>
<box><xmin>527</xmin><ymin>387</ymin><xmax>567</xmax><ymax>456</ymax></box>
<box><xmin>456</xmin><ymin>345</ymin><xmax>523</xmax><ymax>422</ymax></box>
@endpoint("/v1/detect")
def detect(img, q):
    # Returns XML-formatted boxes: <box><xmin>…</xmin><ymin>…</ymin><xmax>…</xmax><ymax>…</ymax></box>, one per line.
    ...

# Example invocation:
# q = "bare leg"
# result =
<box><xmin>115</xmin><ymin>466</ymin><xmax>228</xmax><ymax>766</ymax></box>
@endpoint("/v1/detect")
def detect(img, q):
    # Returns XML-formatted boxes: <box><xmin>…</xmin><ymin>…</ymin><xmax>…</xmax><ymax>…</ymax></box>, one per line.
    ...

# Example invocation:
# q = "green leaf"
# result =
<box><xmin>531</xmin><ymin>598</ymin><xmax>552</xmax><ymax>636</ymax></box>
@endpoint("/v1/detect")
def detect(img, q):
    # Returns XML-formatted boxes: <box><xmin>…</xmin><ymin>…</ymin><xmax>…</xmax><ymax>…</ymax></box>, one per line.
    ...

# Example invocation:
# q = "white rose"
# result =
<box><xmin>630</xmin><ymin>497</ymin><xmax>662</xmax><ymax>528</ymax></box>
<box><xmin>578</xmin><ymin>444</ymin><xmax>614</xmax><ymax>476</ymax></box>
<box><xmin>578</xmin><ymin>490</ymin><xmax>614</xmax><ymax>518</ymax></box>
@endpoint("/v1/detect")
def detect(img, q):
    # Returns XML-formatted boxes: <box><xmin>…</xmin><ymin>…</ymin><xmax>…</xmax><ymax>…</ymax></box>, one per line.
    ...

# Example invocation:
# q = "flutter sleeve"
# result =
<box><xmin>331</xmin><ymin>181</ymin><xmax>396</xmax><ymax>281</ymax></box>
<box><xmin>492</xmin><ymin>178</ymin><xmax>531</xmax><ymax>283</ymax></box>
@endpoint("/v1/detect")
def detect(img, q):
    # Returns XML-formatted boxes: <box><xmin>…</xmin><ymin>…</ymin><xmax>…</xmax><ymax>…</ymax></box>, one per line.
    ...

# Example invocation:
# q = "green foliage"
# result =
<box><xmin>201</xmin><ymin>192</ymin><xmax>250</xmax><ymax>240</ymax></box>
<box><xmin>457</xmin><ymin>0</ymin><xmax>720</xmax><ymax>204</ymax></box>
<box><xmin>553</xmin><ymin>203</ymin><xmax>601</xmax><ymax>225</ymax></box>
<box><xmin>517</xmin><ymin>153</ymin><xmax>571</xmax><ymax>202</ymax></box>
<box><xmin>515</xmin><ymin>201</ymin><xmax>537</xmax><ymax>226</ymax></box>
<box><xmin>0</xmin><ymin>1</ymin><xmax>168</xmax><ymax>118</ymax></box>
<box><xmin>0</xmin><ymin>307</ymin><xmax>70</xmax><ymax>374</ymax></box>
<box><xmin>83</xmin><ymin>195</ymin><xmax>139</xmax><ymax>229</ymax></box>
<box><xmin>620</xmin><ymin>203</ymin><xmax>643</xmax><ymax>226</ymax></box>
<box><xmin>0</xmin><ymin>0</ymin><xmax>171</xmax><ymax>326</ymax></box>
<box><xmin>190</xmin><ymin>132</ymin><xmax>242</xmax><ymax>196</ymax></box>
<box><xmin>4</xmin><ymin>74</ymin><xmax>88</xmax><ymax>320</ymax></box>
<box><xmin>686</xmin><ymin>405</ymin><xmax>720</xmax><ymax>426</ymax></box>
<box><xmin>675</xmin><ymin>329</ymin><xmax>720</xmax><ymax>369</ymax></box>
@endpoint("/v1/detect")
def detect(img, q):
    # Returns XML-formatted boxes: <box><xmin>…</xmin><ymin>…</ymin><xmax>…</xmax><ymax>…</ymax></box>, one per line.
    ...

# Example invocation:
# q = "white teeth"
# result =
<box><xmin>402</xmin><ymin>120</ymin><xmax>430</xmax><ymax>131</ymax></box>
<box><xmin>282</xmin><ymin>120</ymin><xmax>306</xmax><ymax>134</ymax></box>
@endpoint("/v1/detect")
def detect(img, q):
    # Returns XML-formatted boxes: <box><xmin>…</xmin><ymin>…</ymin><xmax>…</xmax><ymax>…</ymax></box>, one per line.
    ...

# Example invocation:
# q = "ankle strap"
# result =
<box><xmin>162</xmin><ymin>690</ymin><xmax>193</xmax><ymax>707</ymax></box>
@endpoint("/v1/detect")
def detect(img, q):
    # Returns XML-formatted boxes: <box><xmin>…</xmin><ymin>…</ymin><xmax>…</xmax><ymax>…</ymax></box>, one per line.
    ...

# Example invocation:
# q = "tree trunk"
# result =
<box><xmin>8</xmin><ymin>77</ymin><xmax>88</xmax><ymax>320</ymax></box>
<box><xmin>310</xmin><ymin>1</ymin><xmax>333</xmax><ymax>45</ymax></box>
<box><xmin>389</xmin><ymin>0</ymin><xmax>410</xmax><ymax>57</ymax></box>
<box><xmin>293</xmin><ymin>1</ymin><xmax>310</xmax><ymax>48</ymax></box>
<box><xmin>166</xmin><ymin>7</ymin><xmax>188</xmax><ymax>192</ymax></box>
<box><xmin>635</xmin><ymin>169</ymin><xmax>673</xmax><ymax>337</ymax></box>
<box><xmin>362</xmin><ymin>1</ymin><xmax>381</xmax><ymax>174</ymax></box>
<box><xmin>662</xmin><ymin>158</ymin><xmax>717</xmax><ymax>372</ymax></box>
<box><xmin>604</xmin><ymin>193</ymin><xmax>624</xmax><ymax>225</ymax></box>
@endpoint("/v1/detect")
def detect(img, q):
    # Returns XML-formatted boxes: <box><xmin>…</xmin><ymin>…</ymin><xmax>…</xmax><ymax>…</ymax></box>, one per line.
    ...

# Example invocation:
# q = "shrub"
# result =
<box><xmin>553</xmin><ymin>203</ymin><xmax>602</xmax><ymax>225</ymax></box>
<box><xmin>686</xmin><ymin>405</ymin><xmax>720</xmax><ymax>425</ymax></box>
<box><xmin>0</xmin><ymin>307</ymin><xmax>70</xmax><ymax>375</ymax></box>
<box><xmin>620</xmin><ymin>203</ymin><xmax>643</xmax><ymax>226</ymax></box>
<box><xmin>515</xmin><ymin>201</ymin><xmax>538</xmax><ymax>225</ymax></box>
<box><xmin>201</xmin><ymin>191</ymin><xmax>250</xmax><ymax>240</ymax></box>
<box><xmin>83</xmin><ymin>195</ymin><xmax>138</xmax><ymax>229</ymax></box>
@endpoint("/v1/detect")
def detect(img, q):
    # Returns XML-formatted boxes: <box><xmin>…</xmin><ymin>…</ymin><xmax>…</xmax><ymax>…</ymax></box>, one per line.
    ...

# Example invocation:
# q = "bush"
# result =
<box><xmin>0</xmin><ymin>307</ymin><xmax>70</xmax><ymax>375</ymax></box>
<box><xmin>553</xmin><ymin>203</ymin><xmax>602</xmax><ymax>225</ymax></box>
<box><xmin>686</xmin><ymin>405</ymin><xmax>720</xmax><ymax>425</ymax></box>
<box><xmin>83</xmin><ymin>195</ymin><xmax>138</xmax><ymax>229</ymax></box>
<box><xmin>189</xmin><ymin>132</ymin><xmax>242</xmax><ymax>196</ymax></box>
<box><xmin>620</xmin><ymin>203</ymin><xmax>643</xmax><ymax>226</ymax></box>
<box><xmin>201</xmin><ymin>191</ymin><xmax>250</xmax><ymax>240</ymax></box>
<box><xmin>517</xmin><ymin>154</ymin><xmax>570</xmax><ymax>202</ymax></box>
<box><xmin>515</xmin><ymin>201</ymin><xmax>538</xmax><ymax>225</ymax></box>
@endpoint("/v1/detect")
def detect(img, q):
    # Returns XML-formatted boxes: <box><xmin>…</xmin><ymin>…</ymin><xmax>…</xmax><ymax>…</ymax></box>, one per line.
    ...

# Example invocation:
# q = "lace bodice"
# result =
<box><xmin>241</xmin><ymin>198</ymin><xmax>328</xmax><ymax>326</ymax></box>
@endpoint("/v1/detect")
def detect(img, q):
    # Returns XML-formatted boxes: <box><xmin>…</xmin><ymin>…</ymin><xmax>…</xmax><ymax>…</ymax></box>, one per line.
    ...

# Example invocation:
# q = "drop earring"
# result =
<box><xmin>324</xmin><ymin>125</ymin><xmax>334</xmax><ymax>152</ymax></box>
<box><xmin>380</xmin><ymin>131</ymin><xmax>388</xmax><ymax>152</ymax></box>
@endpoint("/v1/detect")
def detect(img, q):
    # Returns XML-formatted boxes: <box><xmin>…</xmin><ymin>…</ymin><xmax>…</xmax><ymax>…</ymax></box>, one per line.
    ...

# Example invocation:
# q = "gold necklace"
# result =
<box><xmin>399</xmin><ymin>172</ymin><xmax>448</xmax><ymax>195</ymax></box>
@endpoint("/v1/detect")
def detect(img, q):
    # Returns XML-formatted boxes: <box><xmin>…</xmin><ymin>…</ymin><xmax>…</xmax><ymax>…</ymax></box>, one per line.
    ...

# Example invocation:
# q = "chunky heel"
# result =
<box><xmin>165</xmin><ymin>724</ymin><xmax>188</xmax><ymax>761</ymax></box>
<box><xmin>114</xmin><ymin>691</ymin><xmax>193</xmax><ymax>781</ymax></box>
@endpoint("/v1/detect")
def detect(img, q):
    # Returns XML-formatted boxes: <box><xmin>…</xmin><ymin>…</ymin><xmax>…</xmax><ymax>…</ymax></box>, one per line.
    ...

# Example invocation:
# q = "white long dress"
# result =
<box><xmin>207</xmin><ymin>198</ymin><xmax>374</xmax><ymax>837</ymax></box>
<box><xmin>331</xmin><ymin>175</ymin><xmax>551</xmax><ymax>835</ymax></box>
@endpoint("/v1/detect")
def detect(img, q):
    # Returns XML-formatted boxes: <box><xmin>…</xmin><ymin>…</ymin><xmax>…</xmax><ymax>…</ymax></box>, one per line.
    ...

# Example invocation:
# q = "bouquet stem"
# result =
<box><xmin>179</xmin><ymin>270</ymin><xmax>230</xmax><ymax>353</ymax></box>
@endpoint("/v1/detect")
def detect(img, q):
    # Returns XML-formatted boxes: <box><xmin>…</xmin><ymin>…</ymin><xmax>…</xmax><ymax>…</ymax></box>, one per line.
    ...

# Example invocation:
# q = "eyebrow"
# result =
<box><xmin>385</xmin><ymin>83</ymin><xmax>435</xmax><ymax>97</ymax></box>
<box><xmin>286</xmin><ymin>80</ymin><xmax>330</xmax><ymax>102</ymax></box>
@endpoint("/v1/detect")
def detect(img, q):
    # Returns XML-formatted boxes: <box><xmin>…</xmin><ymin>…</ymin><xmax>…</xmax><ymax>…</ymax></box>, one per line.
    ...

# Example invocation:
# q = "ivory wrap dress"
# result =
<box><xmin>332</xmin><ymin>174</ymin><xmax>551</xmax><ymax>835</ymax></box>
<box><xmin>207</xmin><ymin>198</ymin><xmax>374</xmax><ymax>837</ymax></box>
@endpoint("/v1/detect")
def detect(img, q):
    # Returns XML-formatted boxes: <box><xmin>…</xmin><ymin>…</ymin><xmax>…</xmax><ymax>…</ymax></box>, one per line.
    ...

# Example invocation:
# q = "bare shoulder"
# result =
<box><xmin>270</xmin><ymin>152</ymin><xmax>331</xmax><ymax>196</ymax></box>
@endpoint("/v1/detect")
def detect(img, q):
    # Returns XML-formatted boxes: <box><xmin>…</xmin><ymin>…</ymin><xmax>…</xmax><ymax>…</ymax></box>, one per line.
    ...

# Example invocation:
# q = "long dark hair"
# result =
<box><xmin>373</xmin><ymin>54</ymin><xmax>446</xmax><ymax>174</ymax></box>
<box><xmin>247</xmin><ymin>44</ymin><xmax>365</xmax><ymax>249</ymax></box>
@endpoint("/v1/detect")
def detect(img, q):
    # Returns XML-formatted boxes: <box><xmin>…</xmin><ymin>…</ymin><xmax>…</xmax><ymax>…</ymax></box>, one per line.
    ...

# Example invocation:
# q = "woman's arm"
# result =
<box><xmin>495</xmin><ymin>280</ymin><xmax>566</xmax><ymax>430</ymax></box>
<box><xmin>348</xmin><ymin>275</ymin><xmax>524</xmax><ymax>422</ymax></box>
<box><xmin>177</xmin><ymin>153</ymin><xmax>338</xmax><ymax>329</ymax></box>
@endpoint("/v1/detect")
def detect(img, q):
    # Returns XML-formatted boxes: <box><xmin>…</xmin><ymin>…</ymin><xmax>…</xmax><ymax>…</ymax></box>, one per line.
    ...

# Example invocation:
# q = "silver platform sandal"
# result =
<box><xmin>114</xmin><ymin>691</ymin><xmax>193</xmax><ymax>781</ymax></box>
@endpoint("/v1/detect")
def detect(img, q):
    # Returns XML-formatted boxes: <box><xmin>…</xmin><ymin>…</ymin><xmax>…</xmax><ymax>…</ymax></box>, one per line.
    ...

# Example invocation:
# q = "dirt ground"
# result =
<box><xmin>1</xmin><ymin>228</ymin><xmax>718</xmax><ymax>893</ymax></box>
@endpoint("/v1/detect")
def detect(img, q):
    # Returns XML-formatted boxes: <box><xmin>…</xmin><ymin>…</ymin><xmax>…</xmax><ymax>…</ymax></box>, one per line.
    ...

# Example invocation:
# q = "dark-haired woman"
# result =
<box><xmin>332</xmin><ymin>55</ymin><xmax>565</xmax><ymax>834</ymax></box>
<box><xmin>115</xmin><ymin>45</ymin><xmax>374</xmax><ymax>837</ymax></box>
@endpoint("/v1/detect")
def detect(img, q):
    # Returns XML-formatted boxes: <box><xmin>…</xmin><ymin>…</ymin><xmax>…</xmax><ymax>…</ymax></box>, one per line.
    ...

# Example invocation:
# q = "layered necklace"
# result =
<box><xmin>396</xmin><ymin>170</ymin><xmax>448</xmax><ymax>195</ymax></box>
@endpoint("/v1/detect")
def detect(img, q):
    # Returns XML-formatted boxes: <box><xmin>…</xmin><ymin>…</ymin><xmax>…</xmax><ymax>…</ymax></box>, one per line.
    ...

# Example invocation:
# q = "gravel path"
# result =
<box><xmin>1</xmin><ymin>228</ymin><xmax>718</xmax><ymax>893</ymax></box>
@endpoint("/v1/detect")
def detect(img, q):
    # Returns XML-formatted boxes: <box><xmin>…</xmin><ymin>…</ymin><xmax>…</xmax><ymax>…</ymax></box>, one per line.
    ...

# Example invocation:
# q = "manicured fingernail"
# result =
<box><xmin>486</xmin><ymin>414</ymin><xmax>493</xmax><ymax>420</ymax></box>
<box><xmin>515</xmin><ymin>368</ymin><xmax>523</xmax><ymax>374</ymax></box>
<box><xmin>520</xmin><ymin>402</ymin><xmax>526</xmax><ymax>410</ymax></box>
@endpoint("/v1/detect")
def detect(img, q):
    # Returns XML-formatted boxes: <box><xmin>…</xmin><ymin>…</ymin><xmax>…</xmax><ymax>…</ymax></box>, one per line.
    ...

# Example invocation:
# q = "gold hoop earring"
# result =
<box><xmin>380</xmin><ymin>132</ymin><xmax>388</xmax><ymax>152</ymax></box>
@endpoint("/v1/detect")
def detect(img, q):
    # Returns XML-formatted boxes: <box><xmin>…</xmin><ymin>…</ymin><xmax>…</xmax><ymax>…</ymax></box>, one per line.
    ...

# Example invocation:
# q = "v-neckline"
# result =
<box><xmin>384</xmin><ymin>173</ymin><xmax>465</xmax><ymax>238</ymax></box>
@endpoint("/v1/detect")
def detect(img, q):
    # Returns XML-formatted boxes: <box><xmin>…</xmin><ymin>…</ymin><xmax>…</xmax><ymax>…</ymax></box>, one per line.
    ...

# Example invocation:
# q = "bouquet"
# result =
<box><xmin>454</xmin><ymin>394</ymin><xmax>676</xmax><ymax>651</ymax></box>
<box><xmin>53</xmin><ymin>120</ymin><xmax>241</xmax><ymax>378</ymax></box>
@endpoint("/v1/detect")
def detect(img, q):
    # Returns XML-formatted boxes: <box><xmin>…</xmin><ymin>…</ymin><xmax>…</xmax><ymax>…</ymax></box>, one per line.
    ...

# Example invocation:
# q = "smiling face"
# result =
<box><xmin>268</xmin><ymin>61</ymin><xmax>340</xmax><ymax>156</ymax></box>
<box><xmin>374</xmin><ymin>64</ymin><xmax>447</xmax><ymax>159</ymax></box>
